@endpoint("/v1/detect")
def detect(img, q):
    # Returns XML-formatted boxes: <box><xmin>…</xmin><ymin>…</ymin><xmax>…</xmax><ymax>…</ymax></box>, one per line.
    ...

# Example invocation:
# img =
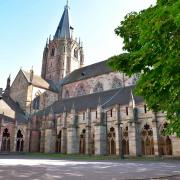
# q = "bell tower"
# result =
<box><xmin>41</xmin><ymin>1</ymin><xmax>84</xmax><ymax>83</ymax></box>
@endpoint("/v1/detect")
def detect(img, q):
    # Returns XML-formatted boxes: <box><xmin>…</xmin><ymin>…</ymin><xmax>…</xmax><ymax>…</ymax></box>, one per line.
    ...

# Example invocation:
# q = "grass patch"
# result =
<box><xmin>25</xmin><ymin>153</ymin><xmax>121</xmax><ymax>160</ymax></box>
<box><xmin>22</xmin><ymin>153</ymin><xmax>180</xmax><ymax>161</ymax></box>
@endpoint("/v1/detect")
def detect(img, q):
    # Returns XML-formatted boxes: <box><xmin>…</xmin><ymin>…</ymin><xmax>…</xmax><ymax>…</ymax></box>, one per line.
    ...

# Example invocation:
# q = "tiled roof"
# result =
<box><xmin>62</xmin><ymin>60</ymin><xmax>113</xmax><ymax>85</ymax></box>
<box><xmin>35</xmin><ymin>85</ymin><xmax>143</xmax><ymax>116</ymax></box>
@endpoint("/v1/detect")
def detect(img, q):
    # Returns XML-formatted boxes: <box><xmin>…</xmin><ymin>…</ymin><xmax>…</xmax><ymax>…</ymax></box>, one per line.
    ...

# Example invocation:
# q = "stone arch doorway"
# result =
<box><xmin>79</xmin><ymin>129</ymin><xmax>86</xmax><ymax>154</ymax></box>
<box><xmin>56</xmin><ymin>130</ymin><xmax>62</xmax><ymax>153</ymax></box>
<box><xmin>108</xmin><ymin>127</ymin><xmax>116</xmax><ymax>155</ymax></box>
<box><xmin>159</xmin><ymin>135</ymin><xmax>172</xmax><ymax>155</ymax></box>
<box><xmin>16</xmin><ymin>130</ymin><xmax>24</xmax><ymax>152</ymax></box>
<box><xmin>159</xmin><ymin>124</ymin><xmax>172</xmax><ymax>155</ymax></box>
<box><xmin>122</xmin><ymin>127</ymin><xmax>129</xmax><ymax>155</ymax></box>
<box><xmin>141</xmin><ymin>124</ymin><xmax>154</xmax><ymax>155</ymax></box>
<box><xmin>91</xmin><ymin>133</ymin><xmax>95</xmax><ymax>155</ymax></box>
<box><xmin>1</xmin><ymin>128</ymin><xmax>10</xmax><ymax>152</ymax></box>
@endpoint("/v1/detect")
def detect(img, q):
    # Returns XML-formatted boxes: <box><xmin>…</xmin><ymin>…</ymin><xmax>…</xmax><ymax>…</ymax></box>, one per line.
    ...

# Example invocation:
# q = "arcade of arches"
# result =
<box><xmin>0</xmin><ymin>129</ymin><xmax>24</xmax><ymax>152</ymax></box>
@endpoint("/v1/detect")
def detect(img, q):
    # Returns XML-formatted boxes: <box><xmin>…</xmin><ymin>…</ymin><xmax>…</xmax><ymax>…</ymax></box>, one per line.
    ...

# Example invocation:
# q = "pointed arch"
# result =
<box><xmin>16</xmin><ymin>129</ymin><xmax>24</xmax><ymax>152</ymax></box>
<box><xmin>122</xmin><ymin>126</ymin><xmax>129</xmax><ymax>155</ymax></box>
<box><xmin>56</xmin><ymin>130</ymin><xmax>62</xmax><ymax>153</ymax></box>
<box><xmin>159</xmin><ymin>123</ymin><xmax>172</xmax><ymax>155</ymax></box>
<box><xmin>79</xmin><ymin>129</ymin><xmax>86</xmax><ymax>154</ymax></box>
<box><xmin>76</xmin><ymin>84</ymin><xmax>86</xmax><ymax>96</ymax></box>
<box><xmin>1</xmin><ymin>128</ymin><xmax>10</xmax><ymax>152</ymax></box>
<box><xmin>141</xmin><ymin>124</ymin><xmax>154</xmax><ymax>155</ymax></box>
<box><xmin>108</xmin><ymin>127</ymin><xmax>116</xmax><ymax>155</ymax></box>
<box><xmin>93</xmin><ymin>82</ymin><xmax>103</xmax><ymax>93</ymax></box>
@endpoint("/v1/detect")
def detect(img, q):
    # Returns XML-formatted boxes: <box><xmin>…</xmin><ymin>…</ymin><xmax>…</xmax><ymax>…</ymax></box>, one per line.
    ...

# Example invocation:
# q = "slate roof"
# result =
<box><xmin>35</xmin><ymin>85</ymin><xmax>144</xmax><ymax>116</ymax></box>
<box><xmin>62</xmin><ymin>60</ymin><xmax>114</xmax><ymax>85</ymax></box>
<box><xmin>0</xmin><ymin>114</ymin><xmax>14</xmax><ymax>123</ymax></box>
<box><xmin>54</xmin><ymin>4</ymin><xmax>71</xmax><ymax>39</ymax></box>
<box><xmin>22</xmin><ymin>70</ymin><xmax>59</xmax><ymax>93</ymax></box>
<box><xmin>1</xmin><ymin>96</ymin><xmax>28</xmax><ymax>124</ymax></box>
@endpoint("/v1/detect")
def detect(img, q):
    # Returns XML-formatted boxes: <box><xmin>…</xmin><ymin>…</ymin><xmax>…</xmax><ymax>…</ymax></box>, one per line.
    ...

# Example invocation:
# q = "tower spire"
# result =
<box><xmin>54</xmin><ymin>0</ymin><xmax>71</xmax><ymax>39</ymax></box>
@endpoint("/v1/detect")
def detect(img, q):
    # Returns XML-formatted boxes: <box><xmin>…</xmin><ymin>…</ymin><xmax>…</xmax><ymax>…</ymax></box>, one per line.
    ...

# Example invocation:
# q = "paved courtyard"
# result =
<box><xmin>0</xmin><ymin>156</ymin><xmax>180</xmax><ymax>180</ymax></box>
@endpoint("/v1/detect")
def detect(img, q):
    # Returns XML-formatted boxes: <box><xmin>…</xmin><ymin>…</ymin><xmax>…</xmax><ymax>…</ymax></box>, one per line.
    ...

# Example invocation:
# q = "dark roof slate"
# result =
<box><xmin>63</xmin><ymin>60</ymin><xmax>113</xmax><ymax>85</ymax></box>
<box><xmin>54</xmin><ymin>5</ymin><xmax>71</xmax><ymax>39</ymax></box>
<box><xmin>36</xmin><ymin>85</ymin><xmax>144</xmax><ymax>116</ymax></box>
<box><xmin>1</xmin><ymin>96</ymin><xmax>28</xmax><ymax>124</ymax></box>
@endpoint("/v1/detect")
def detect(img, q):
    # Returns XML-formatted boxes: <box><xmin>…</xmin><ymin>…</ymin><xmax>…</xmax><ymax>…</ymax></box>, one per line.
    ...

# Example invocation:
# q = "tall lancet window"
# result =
<box><xmin>76</xmin><ymin>85</ymin><xmax>86</xmax><ymax>96</ymax></box>
<box><xmin>50</xmin><ymin>47</ymin><xmax>55</xmax><ymax>56</ymax></box>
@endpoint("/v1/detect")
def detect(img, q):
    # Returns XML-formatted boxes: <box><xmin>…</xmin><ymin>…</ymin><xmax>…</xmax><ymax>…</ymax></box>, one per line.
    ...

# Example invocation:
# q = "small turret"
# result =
<box><xmin>30</xmin><ymin>67</ymin><xmax>34</xmax><ymax>83</ymax></box>
<box><xmin>4</xmin><ymin>75</ymin><xmax>11</xmax><ymax>96</ymax></box>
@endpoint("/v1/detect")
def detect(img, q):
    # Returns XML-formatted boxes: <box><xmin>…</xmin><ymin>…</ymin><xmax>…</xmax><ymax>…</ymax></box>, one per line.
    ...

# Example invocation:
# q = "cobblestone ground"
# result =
<box><xmin>0</xmin><ymin>156</ymin><xmax>180</xmax><ymax>180</ymax></box>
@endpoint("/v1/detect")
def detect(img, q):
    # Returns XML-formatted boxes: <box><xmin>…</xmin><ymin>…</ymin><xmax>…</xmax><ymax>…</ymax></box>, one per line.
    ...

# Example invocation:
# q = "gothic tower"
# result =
<box><xmin>41</xmin><ymin>2</ymin><xmax>84</xmax><ymax>83</ymax></box>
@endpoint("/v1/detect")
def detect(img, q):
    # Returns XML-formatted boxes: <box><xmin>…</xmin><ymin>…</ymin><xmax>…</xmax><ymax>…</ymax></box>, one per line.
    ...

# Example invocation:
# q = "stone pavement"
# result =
<box><xmin>0</xmin><ymin>155</ymin><xmax>180</xmax><ymax>180</ymax></box>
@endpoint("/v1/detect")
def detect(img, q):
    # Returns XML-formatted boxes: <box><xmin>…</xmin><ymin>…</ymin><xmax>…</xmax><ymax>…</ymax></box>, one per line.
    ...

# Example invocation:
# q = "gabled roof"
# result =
<box><xmin>22</xmin><ymin>70</ymin><xmax>59</xmax><ymax>93</ymax></box>
<box><xmin>62</xmin><ymin>60</ymin><xmax>113</xmax><ymax>85</ymax></box>
<box><xmin>35</xmin><ymin>85</ymin><xmax>144</xmax><ymax>116</ymax></box>
<box><xmin>1</xmin><ymin>96</ymin><xmax>28</xmax><ymax>124</ymax></box>
<box><xmin>54</xmin><ymin>4</ymin><xmax>71</xmax><ymax>39</ymax></box>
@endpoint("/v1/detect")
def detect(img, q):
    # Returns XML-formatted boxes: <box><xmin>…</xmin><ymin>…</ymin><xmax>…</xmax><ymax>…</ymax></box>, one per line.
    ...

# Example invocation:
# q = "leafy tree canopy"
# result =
<box><xmin>108</xmin><ymin>0</ymin><xmax>180</xmax><ymax>136</ymax></box>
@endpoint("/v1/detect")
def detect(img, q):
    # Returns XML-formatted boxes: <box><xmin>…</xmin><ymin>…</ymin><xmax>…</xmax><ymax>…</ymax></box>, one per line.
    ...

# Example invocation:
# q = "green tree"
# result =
<box><xmin>108</xmin><ymin>0</ymin><xmax>180</xmax><ymax>136</ymax></box>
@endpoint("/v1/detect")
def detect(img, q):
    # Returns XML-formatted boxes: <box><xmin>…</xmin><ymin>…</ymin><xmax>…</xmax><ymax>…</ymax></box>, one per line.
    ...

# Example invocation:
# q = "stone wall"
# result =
<box><xmin>10</xmin><ymin>71</ymin><xmax>29</xmax><ymax>111</ymax></box>
<box><xmin>61</xmin><ymin>72</ymin><xmax>136</xmax><ymax>98</ymax></box>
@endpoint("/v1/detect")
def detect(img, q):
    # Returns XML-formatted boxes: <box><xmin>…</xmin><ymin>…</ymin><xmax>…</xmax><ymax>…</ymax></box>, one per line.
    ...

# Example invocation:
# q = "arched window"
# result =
<box><xmin>76</xmin><ymin>85</ymin><xmax>86</xmax><ymax>96</ymax></box>
<box><xmin>56</xmin><ymin>130</ymin><xmax>62</xmax><ymax>153</ymax></box>
<box><xmin>141</xmin><ymin>124</ymin><xmax>154</xmax><ymax>155</ymax></box>
<box><xmin>16</xmin><ymin>130</ymin><xmax>24</xmax><ymax>152</ymax></box>
<box><xmin>1</xmin><ymin>128</ymin><xmax>10</xmax><ymax>152</ymax></box>
<box><xmin>112</xmin><ymin>77</ymin><xmax>122</xmax><ymax>89</ymax></box>
<box><xmin>108</xmin><ymin>127</ymin><xmax>116</xmax><ymax>155</ymax></box>
<box><xmin>122</xmin><ymin>126</ymin><xmax>129</xmax><ymax>155</ymax></box>
<box><xmin>79</xmin><ymin>129</ymin><xmax>86</xmax><ymax>154</ymax></box>
<box><xmin>93</xmin><ymin>82</ymin><xmax>103</xmax><ymax>93</ymax></box>
<box><xmin>159</xmin><ymin>123</ymin><xmax>172</xmax><ymax>155</ymax></box>
<box><xmin>50</xmin><ymin>48</ymin><xmax>55</xmax><ymax>56</ymax></box>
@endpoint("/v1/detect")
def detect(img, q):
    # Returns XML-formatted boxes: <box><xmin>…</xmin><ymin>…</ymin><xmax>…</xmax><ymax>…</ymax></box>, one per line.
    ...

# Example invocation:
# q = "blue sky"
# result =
<box><xmin>0</xmin><ymin>0</ymin><xmax>156</xmax><ymax>88</ymax></box>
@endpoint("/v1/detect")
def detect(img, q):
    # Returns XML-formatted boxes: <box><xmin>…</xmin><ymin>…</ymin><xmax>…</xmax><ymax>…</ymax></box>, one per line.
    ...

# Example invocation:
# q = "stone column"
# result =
<box><xmin>94</xmin><ymin>105</ymin><xmax>107</xmax><ymax>155</ymax></box>
<box><xmin>24</xmin><ymin>121</ymin><xmax>31</xmax><ymax>152</ymax></box>
<box><xmin>44</xmin><ymin>127</ymin><xmax>56</xmax><ymax>153</ymax></box>
<box><xmin>152</xmin><ymin>112</ymin><xmax>160</xmax><ymax>156</ymax></box>
<box><xmin>85</xmin><ymin>108</ymin><xmax>91</xmax><ymax>155</ymax></box>
<box><xmin>12</xmin><ymin>121</ymin><xmax>17</xmax><ymax>152</ymax></box>
<box><xmin>128</xmin><ymin>107</ymin><xmax>141</xmax><ymax>156</ymax></box>
<box><xmin>115</xmin><ymin>105</ymin><xmax>120</xmax><ymax>155</ymax></box>
<box><xmin>67</xmin><ymin>106</ymin><xmax>79</xmax><ymax>154</ymax></box>
<box><xmin>61</xmin><ymin>127</ymin><xmax>67</xmax><ymax>153</ymax></box>
<box><xmin>171</xmin><ymin>136</ymin><xmax>180</xmax><ymax>156</ymax></box>
<box><xmin>40</xmin><ymin>127</ymin><xmax>45</xmax><ymax>153</ymax></box>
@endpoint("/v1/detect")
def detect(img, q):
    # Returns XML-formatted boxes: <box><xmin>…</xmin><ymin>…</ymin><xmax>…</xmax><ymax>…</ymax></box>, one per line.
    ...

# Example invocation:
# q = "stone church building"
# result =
<box><xmin>0</xmin><ymin>2</ymin><xmax>179</xmax><ymax>157</ymax></box>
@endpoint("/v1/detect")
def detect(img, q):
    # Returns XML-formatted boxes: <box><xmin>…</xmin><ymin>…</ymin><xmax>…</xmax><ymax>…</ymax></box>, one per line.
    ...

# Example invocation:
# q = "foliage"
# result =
<box><xmin>108</xmin><ymin>0</ymin><xmax>180</xmax><ymax>136</ymax></box>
